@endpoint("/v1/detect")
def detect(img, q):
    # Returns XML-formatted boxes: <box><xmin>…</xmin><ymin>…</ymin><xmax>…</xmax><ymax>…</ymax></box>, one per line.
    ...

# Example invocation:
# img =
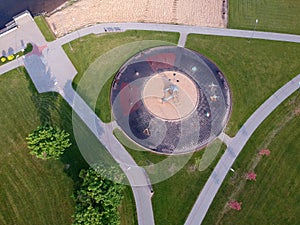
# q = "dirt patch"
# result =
<box><xmin>46</xmin><ymin>0</ymin><xmax>227</xmax><ymax>37</ymax></box>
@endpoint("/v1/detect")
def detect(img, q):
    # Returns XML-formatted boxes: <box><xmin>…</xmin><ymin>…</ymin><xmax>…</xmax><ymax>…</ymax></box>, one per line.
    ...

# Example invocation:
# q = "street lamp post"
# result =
<box><xmin>249</xmin><ymin>19</ymin><xmax>259</xmax><ymax>43</ymax></box>
<box><xmin>72</xmin><ymin>17</ymin><xmax>82</xmax><ymax>41</ymax></box>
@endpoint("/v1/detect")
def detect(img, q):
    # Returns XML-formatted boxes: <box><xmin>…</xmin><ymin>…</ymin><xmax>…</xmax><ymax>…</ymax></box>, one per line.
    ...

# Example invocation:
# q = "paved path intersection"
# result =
<box><xmin>1</xmin><ymin>11</ymin><xmax>300</xmax><ymax>225</ymax></box>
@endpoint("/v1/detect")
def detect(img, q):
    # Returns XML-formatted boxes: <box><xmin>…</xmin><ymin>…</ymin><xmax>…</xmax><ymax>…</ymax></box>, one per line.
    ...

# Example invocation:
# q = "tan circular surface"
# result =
<box><xmin>142</xmin><ymin>71</ymin><xmax>199</xmax><ymax>120</ymax></box>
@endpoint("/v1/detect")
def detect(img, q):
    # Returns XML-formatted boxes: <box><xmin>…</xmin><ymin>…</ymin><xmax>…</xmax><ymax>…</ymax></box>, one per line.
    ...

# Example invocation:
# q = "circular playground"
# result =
<box><xmin>111</xmin><ymin>46</ymin><xmax>232</xmax><ymax>154</ymax></box>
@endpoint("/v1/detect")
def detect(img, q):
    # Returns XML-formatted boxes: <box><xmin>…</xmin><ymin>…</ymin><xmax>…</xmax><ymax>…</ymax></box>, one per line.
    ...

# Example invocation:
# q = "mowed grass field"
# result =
<box><xmin>186</xmin><ymin>34</ymin><xmax>300</xmax><ymax>136</ymax></box>
<box><xmin>203</xmin><ymin>92</ymin><xmax>300</xmax><ymax>225</ymax></box>
<box><xmin>0</xmin><ymin>68</ymin><xmax>76</xmax><ymax>225</ymax></box>
<box><xmin>0</xmin><ymin>68</ymin><xmax>136</xmax><ymax>225</ymax></box>
<box><xmin>64</xmin><ymin>30</ymin><xmax>179</xmax><ymax>87</ymax></box>
<box><xmin>62</xmin><ymin>30</ymin><xmax>300</xmax><ymax>224</ymax></box>
<box><xmin>229</xmin><ymin>0</ymin><xmax>300</xmax><ymax>34</ymax></box>
<box><xmin>114</xmin><ymin>129</ymin><xmax>226</xmax><ymax>225</ymax></box>
<box><xmin>64</xmin><ymin>31</ymin><xmax>300</xmax><ymax>135</ymax></box>
<box><xmin>63</xmin><ymin>30</ymin><xmax>179</xmax><ymax>122</ymax></box>
<box><xmin>34</xmin><ymin>16</ymin><xmax>56</xmax><ymax>42</ymax></box>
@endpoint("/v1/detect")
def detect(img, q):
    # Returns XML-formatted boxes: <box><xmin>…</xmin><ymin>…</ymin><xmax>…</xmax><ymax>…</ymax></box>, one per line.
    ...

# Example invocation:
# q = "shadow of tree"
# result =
<box><xmin>58</xmin><ymin>80</ymin><xmax>120</xmax><ymax>186</ymax></box>
<box><xmin>57</xmin><ymin>80</ymin><xmax>90</xmax><ymax>186</ymax></box>
<box><xmin>23</xmin><ymin>46</ymin><xmax>58</xmax><ymax>124</ymax></box>
<box><xmin>23</xmin><ymin>68</ymin><xmax>57</xmax><ymax>124</ymax></box>
<box><xmin>22</xmin><ymin>66</ymin><xmax>88</xmax><ymax>186</ymax></box>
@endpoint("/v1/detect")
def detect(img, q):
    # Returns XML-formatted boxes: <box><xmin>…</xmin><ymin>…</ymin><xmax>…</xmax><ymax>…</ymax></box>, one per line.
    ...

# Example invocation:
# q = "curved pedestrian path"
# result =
<box><xmin>1</xmin><ymin>12</ymin><xmax>300</xmax><ymax>225</ymax></box>
<box><xmin>184</xmin><ymin>73</ymin><xmax>300</xmax><ymax>225</ymax></box>
<box><xmin>52</xmin><ymin>22</ymin><xmax>300</xmax><ymax>48</ymax></box>
<box><xmin>0</xmin><ymin>13</ymin><xmax>155</xmax><ymax>225</ymax></box>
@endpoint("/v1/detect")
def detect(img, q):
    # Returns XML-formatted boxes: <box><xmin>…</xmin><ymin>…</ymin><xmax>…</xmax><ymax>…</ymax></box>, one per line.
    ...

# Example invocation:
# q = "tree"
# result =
<box><xmin>26</xmin><ymin>124</ymin><xmax>71</xmax><ymax>160</ymax></box>
<box><xmin>72</xmin><ymin>165</ymin><xmax>125</xmax><ymax>225</ymax></box>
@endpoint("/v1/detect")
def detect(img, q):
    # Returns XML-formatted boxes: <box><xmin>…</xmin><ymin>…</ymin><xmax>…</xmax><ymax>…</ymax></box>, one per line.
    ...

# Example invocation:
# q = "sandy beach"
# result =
<box><xmin>46</xmin><ymin>0</ymin><xmax>227</xmax><ymax>37</ymax></box>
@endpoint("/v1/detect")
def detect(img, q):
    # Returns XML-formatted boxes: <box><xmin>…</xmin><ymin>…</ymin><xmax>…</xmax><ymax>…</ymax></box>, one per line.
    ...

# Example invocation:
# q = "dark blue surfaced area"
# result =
<box><xmin>0</xmin><ymin>0</ymin><xmax>67</xmax><ymax>29</ymax></box>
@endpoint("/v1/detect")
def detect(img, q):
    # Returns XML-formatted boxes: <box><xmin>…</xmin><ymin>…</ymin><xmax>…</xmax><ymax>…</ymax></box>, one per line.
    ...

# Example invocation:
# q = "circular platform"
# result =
<box><xmin>110</xmin><ymin>46</ymin><xmax>232</xmax><ymax>154</ymax></box>
<box><xmin>142</xmin><ymin>71</ymin><xmax>199</xmax><ymax>120</ymax></box>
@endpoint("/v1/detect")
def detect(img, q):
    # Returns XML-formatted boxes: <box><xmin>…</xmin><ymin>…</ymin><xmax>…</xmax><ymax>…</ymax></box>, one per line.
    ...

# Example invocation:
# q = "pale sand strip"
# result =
<box><xmin>46</xmin><ymin>0</ymin><xmax>226</xmax><ymax>37</ymax></box>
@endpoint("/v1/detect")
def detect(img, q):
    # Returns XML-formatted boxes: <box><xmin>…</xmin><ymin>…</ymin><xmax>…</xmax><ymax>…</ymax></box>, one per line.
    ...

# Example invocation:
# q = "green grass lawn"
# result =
<box><xmin>62</xmin><ymin>31</ymin><xmax>300</xmax><ymax>224</ymax></box>
<box><xmin>114</xmin><ymin>129</ymin><xmax>167</xmax><ymax>166</ymax></box>
<box><xmin>186</xmin><ymin>34</ymin><xmax>300</xmax><ymax>136</ymax></box>
<box><xmin>0</xmin><ymin>68</ymin><xmax>77</xmax><ymax>224</ymax></box>
<box><xmin>152</xmin><ymin>147</ymin><xmax>225</xmax><ymax>225</ymax></box>
<box><xmin>0</xmin><ymin>68</ymin><xmax>135</xmax><ymax>224</ymax></box>
<box><xmin>229</xmin><ymin>0</ymin><xmax>300</xmax><ymax>35</ymax></box>
<box><xmin>114</xmin><ymin>128</ymin><xmax>226</xmax><ymax>225</ymax></box>
<box><xmin>119</xmin><ymin>186</ymin><xmax>138</xmax><ymax>225</ymax></box>
<box><xmin>34</xmin><ymin>16</ymin><xmax>56</xmax><ymax>42</ymax></box>
<box><xmin>202</xmin><ymin>92</ymin><xmax>300</xmax><ymax>225</ymax></box>
<box><xmin>63</xmin><ymin>30</ymin><xmax>179</xmax><ymax>122</ymax></box>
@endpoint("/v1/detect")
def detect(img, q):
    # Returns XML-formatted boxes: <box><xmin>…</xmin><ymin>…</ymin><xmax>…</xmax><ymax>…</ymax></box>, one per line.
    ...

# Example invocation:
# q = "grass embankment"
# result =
<box><xmin>229</xmin><ymin>0</ymin><xmax>300</xmax><ymax>35</ymax></box>
<box><xmin>63</xmin><ymin>30</ymin><xmax>179</xmax><ymax>122</ymax></box>
<box><xmin>186</xmin><ymin>34</ymin><xmax>300</xmax><ymax>136</ymax></box>
<box><xmin>114</xmin><ymin>129</ymin><xmax>226</xmax><ymax>225</ymax></box>
<box><xmin>203</xmin><ymin>92</ymin><xmax>300</xmax><ymax>225</ymax></box>
<box><xmin>34</xmin><ymin>16</ymin><xmax>56</xmax><ymax>41</ymax></box>
<box><xmin>0</xmin><ymin>68</ymin><xmax>132</xmax><ymax>224</ymax></box>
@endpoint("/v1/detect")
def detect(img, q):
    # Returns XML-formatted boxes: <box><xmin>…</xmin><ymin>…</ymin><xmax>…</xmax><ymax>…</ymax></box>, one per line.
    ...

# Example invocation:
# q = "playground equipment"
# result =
<box><xmin>162</xmin><ymin>85</ymin><xmax>179</xmax><ymax>103</ymax></box>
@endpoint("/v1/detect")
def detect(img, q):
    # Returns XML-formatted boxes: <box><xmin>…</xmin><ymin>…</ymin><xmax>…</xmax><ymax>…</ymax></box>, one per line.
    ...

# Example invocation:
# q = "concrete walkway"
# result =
<box><xmin>60</xmin><ymin>84</ymin><xmax>155</xmax><ymax>225</ymax></box>
<box><xmin>53</xmin><ymin>22</ymin><xmax>300</xmax><ymax>47</ymax></box>
<box><xmin>0</xmin><ymin>12</ymin><xmax>155</xmax><ymax>225</ymax></box>
<box><xmin>1</xmin><ymin>12</ymin><xmax>300</xmax><ymax>225</ymax></box>
<box><xmin>0</xmin><ymin>57</ymin><xmax>24</xmax><ymax>75</ymax></box>
<box><xmin>217</xmin><ymin>132</ymin><xmax>232</xmax><ymax>146</ymax></box>
<box><xmin>184</xmin><ymin>73</ymin><xmax>300</xmax><ymax>225</ymax></box>
<box><xmin>178</xmin><ymin>32</ymin><xmax>188</xmax><ymax>47</ymax></box>
<box><xmin>0</xmin><ymin>11</ymin><xmax>46</xmax><ymax>57</ymax></box>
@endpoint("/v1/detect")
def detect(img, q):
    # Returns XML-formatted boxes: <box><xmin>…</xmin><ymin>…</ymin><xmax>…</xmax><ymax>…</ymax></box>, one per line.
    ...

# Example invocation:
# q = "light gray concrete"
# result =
<box><xmin>178</xmin><ymin>32</ymin><xmax>188</xmax><ymax>47</ymax></box>
<box><xmin>60</xmin><ymin>84</ymin><xmax>155</xmax><ymax>225</ymax></box>
<box><xmin>184</xmin><ymin>73</ymin><xmax>300</xmax><ymax>225</ymax></box>
<box><xmin>1</xmin><ymin>11</ymin><xmax>300</xmax><ymax>225</ymax></box>
<box><xmin>54</xmin><ymin>22</ymin><xmax>300</xmax><ymax>47</ymax></box>
<box><xmin>0</xmin><ymin>57</ymin><xmax>24</xmax><ymax>75</ymax></box>
<box><xmin>217</xmin><ymin>132</ymin><xmax>232</xmax><ymax>146</ymax></box>
<box><xmin>0</xmin><ymin>12</ymin><xmax>155</xmax><ymax>225</ymax></box>
<box><xmin>0</xmin><ymin>12</ymin><xmax>46</xmax><ymax>56</ymax></box>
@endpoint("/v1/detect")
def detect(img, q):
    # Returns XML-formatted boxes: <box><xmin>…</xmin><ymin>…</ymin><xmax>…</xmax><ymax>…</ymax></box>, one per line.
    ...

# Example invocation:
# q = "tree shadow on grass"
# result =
<box><xmin>22</xmin><ymin>63</ymin><xmax>58</xmax><ymax>125</ymax></box>
<box><xmin>57</xmin><ymin>104</ymin><xmax>91</xmax><ymax>186</ymax></box>
<box><xmin>22</xmin><ymin>68</ymin><xmax>88</xmax><ymax>186</ymax></box>
<box><xmin>59</xmin><ymin>80</ymin><xmax>125</xmax><ymax>186</ymax></box>
<box><xmin>23</xmin><ymin>68</ymin><xmax>120</xmax><ymax>188</ymax></box>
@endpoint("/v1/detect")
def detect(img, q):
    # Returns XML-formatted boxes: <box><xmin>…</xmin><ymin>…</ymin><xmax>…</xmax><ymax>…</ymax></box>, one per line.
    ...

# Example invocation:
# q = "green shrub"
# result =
<box><xmin>24</xmin><ymin>43</ymin><xmax>33</xmax><ymax>54</ymax></box>
<box><xmin>26</xmin><ymin>124</ymin><xmax>72</xmax><ymax>160</ymax></box>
